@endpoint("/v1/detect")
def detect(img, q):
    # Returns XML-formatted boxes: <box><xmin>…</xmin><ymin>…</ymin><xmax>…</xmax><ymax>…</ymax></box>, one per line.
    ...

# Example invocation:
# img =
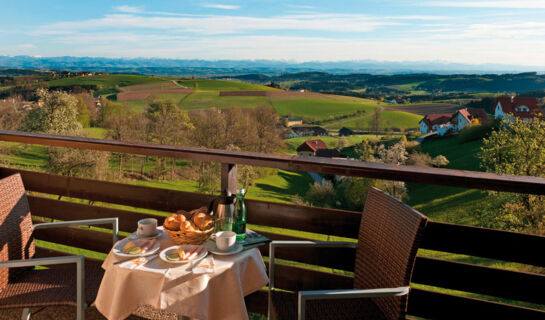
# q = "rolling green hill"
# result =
<box><xmin>271</xmin><ymin>98</ymin><xmax>377</xmax><ymax>121</ymax></box>
<box><xmin>178</xmin><ymin>79</ymin><xmax>279</xmax><ymax>91</ymax></box>
<box><xmin>180</xmin><ymin>91</ymin><xmax>272</xmax><ymax>110</ymax></box>
<box><xmin>407</xmin><ymin>135</ymin><xmax>487</xmax><ymax>224</ymax></box>
<box><xmin>48</xmin><ymin>74</ymin><xmax>164</xmax><ymax>88</ymax></box>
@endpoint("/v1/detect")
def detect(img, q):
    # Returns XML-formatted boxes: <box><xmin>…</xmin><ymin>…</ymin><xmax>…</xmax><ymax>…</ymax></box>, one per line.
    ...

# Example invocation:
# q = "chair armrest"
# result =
<box><xmin>0</xmin><ymin>255</ymin><xmax>84</xmax><ymax>268</ymax></box>
<box><xmin>297</xmin><ymin>287</ymin><xmax>409</xmax><ymax>320</ymax></box>
<box><xmin>34</xmin><ymin>217</ymin><xmax>119</xmax><ymax>244</ymax></box>
<box><xmin>267</xmin><ymin>240</ymin><xmax>357</xmax><ymax>319</ymax></box>
<box><xmin>269</xmin><ymin>241</ymin><xmax>355</xmax><ymax>290</ymax></box>
<box><xmin>0</xmin><ymin>255</ymin><xmax>86</xmax><ymax>315</ymax></box>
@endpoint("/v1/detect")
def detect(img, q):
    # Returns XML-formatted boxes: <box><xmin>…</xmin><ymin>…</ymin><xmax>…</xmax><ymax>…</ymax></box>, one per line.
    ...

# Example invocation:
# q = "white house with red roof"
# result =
<box><xmin>296</xmin><ymin>139</ymin><xmax>328</xmax><ymax>157</ymax></box>
<box><xmin>419</xmin><ymin>114</ymin><xmax>453</xmax><ymax>135</ymax></box>
<box><xmin>495</xmin><ymin>97</ymin><xmax>541</xmax><ymax>121</ymax></box>
<box><xmin>452</xmin><ymin>108</ymin><xmax>491</xmax><ymax>131</ymax></box>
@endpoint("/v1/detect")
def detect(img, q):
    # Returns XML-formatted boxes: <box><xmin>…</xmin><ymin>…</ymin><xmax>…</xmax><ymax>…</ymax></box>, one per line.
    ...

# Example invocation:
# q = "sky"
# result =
<box><xmin>2</xmin><ymin>0</ymin><xmax>545</xmax><ymax>66</ymax></box>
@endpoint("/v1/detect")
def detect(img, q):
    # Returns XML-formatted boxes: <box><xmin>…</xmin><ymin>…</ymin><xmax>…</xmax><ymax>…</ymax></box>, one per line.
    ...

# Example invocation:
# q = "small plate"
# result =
<box><xmin>206</xmin><ymin>242</ymin><xmax>243</xmax><ymax>256</ymax></box>
<box><xmin>129</xmin><ymin>230</ymin><xmax>163</xmax><ymax>240</ymax></box>
<box><xmin>113</xmin><ymin>238</ymin><xmax>161</xmax><ymax>258</ymax></box>
<box><xmin>159</xmin><ymin>245</ymin><xmax>208</xmax><ymax>264</ymax></box>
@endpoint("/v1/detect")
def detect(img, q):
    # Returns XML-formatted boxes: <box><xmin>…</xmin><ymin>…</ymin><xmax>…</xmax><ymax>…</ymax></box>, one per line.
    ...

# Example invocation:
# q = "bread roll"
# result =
<box><xmin>164</xmin><ymin>214</ymin><xmax>180</xmax><ymax>230</ymax></box>
<box><xmin>193</xmin><ymin>212</ymin><xmax>215</xmax><ymax>230</ymax></box>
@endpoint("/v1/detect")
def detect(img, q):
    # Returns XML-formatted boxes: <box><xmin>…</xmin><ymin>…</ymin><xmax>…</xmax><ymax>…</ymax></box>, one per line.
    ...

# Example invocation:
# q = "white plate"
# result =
<box><xmin>113</xmin><ymin>238</ymin><xmax>161</xmax><ymax>258</ymax></box>
<box><xmin>128</xmin><ymin>229</ymin><xmax>163</xmax><ymax>240</ymax></box>
<box><xmin>159</xmin><ymin>245</ymin><xmax>208</xmax><ymax>264</ymax></box>
<box><xmin>206</xmin><ymin>242</ymin><xmax>243</xmax><ymax>256</ymax></box>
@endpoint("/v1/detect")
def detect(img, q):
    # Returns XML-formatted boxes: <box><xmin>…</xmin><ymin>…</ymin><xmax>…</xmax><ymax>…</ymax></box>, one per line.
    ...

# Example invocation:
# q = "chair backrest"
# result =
<box><xmin>0</xmin><ymin>173</ymin><xmax>35</xmax><ymax>290</ymax></box>
<box><xmin>354</xmin><ymin>187</ymin><xmax>427</xmax><ymax>320</ymax></box>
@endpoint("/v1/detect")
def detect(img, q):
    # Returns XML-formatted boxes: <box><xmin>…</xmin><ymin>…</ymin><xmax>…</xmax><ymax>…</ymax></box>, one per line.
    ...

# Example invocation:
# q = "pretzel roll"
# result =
<box><xmin>164</xmin><ymin>214</ymin><xmax>181</xmax><ymax>230</ymax></box>
<box><xmin>193</xmin><ymin>212</ymin><xmax>215</xmax><ymax>230</ymax></box>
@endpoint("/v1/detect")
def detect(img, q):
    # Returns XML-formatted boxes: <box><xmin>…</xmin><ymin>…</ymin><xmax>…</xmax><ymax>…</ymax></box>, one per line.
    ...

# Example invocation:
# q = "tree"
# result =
<box><xmin>0</xmin><ymin>96</ymin><xmax>24</xmax><ymax>130</ymax></box>
<box><xmin>479</xmin><ymin>117</ymin><xmax>545</xmax><ymax>234</ymax></box>
<box><xmin>22</xmin><ymin>89</ymin><xmax>109</xmax><ymax>179</ymax></box>
<box><xmin>337</xmin><ymin>136</ymin><xmax>349</xmax><ymax>149</ymax></box>
<box><xmin>146</xmin><ymin>99</ymin><xmax>193</xmax><ymax>179</ymax></box>
<box><xmin>103</xmin><ymin>103</ymin><xmax>148</xmax><ymax>179</ymax></box>
<box><xmin>250</xmin><ymin>105</ymin><xmax>284</xmax><ymax>154</ymax></box>
<box><xmin>22</xmin><ymin>89</ymin><xmax>81</xmax><ymax>135</ymax></box>
<box><xmin>375</xmin><ymin>142</ymin><xmax>408</xmax><ymax>200</ymax></box>
<box><xmin>368</xmin><ymin>108</ymin><xmax>382</xmax><ymax>134</ymax></box>
<box><xmin>76</xmin><ymin>96</ymin><xmax>91</xmax><ymax>128</ymax></box>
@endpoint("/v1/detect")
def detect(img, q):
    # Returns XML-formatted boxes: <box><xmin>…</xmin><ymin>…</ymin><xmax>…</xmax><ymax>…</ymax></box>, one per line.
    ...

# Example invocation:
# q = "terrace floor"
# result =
<box><xmin>1</xmin><ymin>306</ymin><xmax>179</xmax><ymax>320</ymax></box>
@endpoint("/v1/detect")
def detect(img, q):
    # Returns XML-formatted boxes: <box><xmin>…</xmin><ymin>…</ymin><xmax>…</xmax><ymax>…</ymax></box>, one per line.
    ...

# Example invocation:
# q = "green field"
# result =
<box><xmin>180</xmin><ymin>91</ymin><xmax>272</xmax><ymax>110</ymax></box>
<box><xmin>121</xmin><ymin>93</ymin><xmax>191</xmax><ymax>112</ymax></box>
<box><xmin>407</xmin><ymin>135</ymin><xmax>487</xmax><ymax>224</ymax></box>
<box><xmin>178</xmin><ymin>79</ymin><xmax>280</xmax><ymax>91</ymax></box>
<box><xmin>48</xmin><ymin>74</ymin><xmax>164</xmax><ymax>88</ymax></box>
<box><xmin>340</xmin><ymin>109</ymin><xmax>421</xmax><ymax>130</ymax></box>
<box><xmin>271</xmin><ymin>98</ymin><xmax>376</xmax><ymax>120</ymax></box>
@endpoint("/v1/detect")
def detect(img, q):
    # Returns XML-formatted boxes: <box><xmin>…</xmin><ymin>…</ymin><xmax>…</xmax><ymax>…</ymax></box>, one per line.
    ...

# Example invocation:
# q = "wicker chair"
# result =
<box><xmin>268</xmin><ymin>187</ymin><xmax>428</xmax><ymax>320</ymax></box>
<box><xmin>0</xmin><ymin>173</ymin><xmax>118</xmax><ymax>320</ymax></box>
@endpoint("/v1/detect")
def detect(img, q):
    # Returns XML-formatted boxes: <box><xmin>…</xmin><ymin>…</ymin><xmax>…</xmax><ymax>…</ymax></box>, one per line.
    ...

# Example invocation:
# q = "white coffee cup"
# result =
<box><xmin>137</xmin><ymin>218</ymin><xmax>157</xmax><ymax>237</ymax></box>
<box><xmin>215</xmin><ymin>231</ymin><xmax>236</xmax><ymax>251</ymax></box>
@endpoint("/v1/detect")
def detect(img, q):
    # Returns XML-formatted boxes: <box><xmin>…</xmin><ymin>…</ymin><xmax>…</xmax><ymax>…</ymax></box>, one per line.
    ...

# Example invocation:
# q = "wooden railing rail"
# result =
<box><xmin>2</xmin><ymin>130</ymin><xmax>545</xmax><ymax>194</ymax></box>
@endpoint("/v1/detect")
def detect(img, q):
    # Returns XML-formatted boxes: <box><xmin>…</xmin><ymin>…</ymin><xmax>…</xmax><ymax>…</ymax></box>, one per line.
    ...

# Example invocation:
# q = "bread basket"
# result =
<box><xmin>163</xmin><ymin>208</ymin><xmax>216</xmax><ymax>245</ymax></box>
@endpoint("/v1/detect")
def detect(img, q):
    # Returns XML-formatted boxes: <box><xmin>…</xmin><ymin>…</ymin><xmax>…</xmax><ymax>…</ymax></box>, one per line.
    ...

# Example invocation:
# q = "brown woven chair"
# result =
<box><xmin>0</xmin><ymin>173</ymin><xmax>118</xmax><ymax>320</ymax></box>
<box><xmin>268</xmin><ymin>187</ymin><xmax>428</xmax><ymax>320</ymax></box>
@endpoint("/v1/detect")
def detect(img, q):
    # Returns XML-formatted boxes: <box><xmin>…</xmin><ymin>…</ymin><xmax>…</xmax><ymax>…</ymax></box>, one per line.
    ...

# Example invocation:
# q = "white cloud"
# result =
<box><xmin>33</xmin><ymin>13</ymin><xmax>400</xmax><ymax>35</ymax></box>
<box><xmin>114</xmin><ymin>5</ymin><xmax>143</xmax><ymax>13</ymax></box>
<box><xmin>285</xmin><ymin>4</ymin><xmax>316</xmax><ymax>9</ymax></box>
<box><xmin>426</xmin><ymin>1</ymin><xmax>545</xmax><ymax>8</ymax></box>
<box><xmin>201</xmin><ymin>4</ymin><xmax>241</xmax><ymax>10</ymax></box>
<box><xmin>17</xmin><ymin>44</ymin><xmax>36</xmax><ymax>49</ymax></box>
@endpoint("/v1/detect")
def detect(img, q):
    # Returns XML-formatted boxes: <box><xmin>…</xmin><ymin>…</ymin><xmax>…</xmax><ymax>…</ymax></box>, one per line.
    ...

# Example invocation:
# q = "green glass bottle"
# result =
<box><xmin>233</xmin><ymin>188</ymin><xmax>247</xmax><ymax>241</ymax></box>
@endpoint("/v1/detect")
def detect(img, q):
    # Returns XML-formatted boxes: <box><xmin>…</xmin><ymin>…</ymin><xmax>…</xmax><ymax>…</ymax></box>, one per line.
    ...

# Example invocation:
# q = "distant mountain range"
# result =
<box><xmin>1</xmin><ymin>56</ymin><xmax>545</xmax><ymax>76</ymax></box>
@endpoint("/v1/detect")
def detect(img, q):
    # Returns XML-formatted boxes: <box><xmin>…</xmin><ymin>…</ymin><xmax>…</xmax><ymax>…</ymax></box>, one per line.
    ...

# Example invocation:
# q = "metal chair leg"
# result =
<box><xmin>76</xmin><ymin>257</ymin><xmax>85</xmax><ymax>320</ymax></box>
<box><xmin>21</xmin><ymin>308</ymin><xmax>31</xmax><ymax>320</ymax></box>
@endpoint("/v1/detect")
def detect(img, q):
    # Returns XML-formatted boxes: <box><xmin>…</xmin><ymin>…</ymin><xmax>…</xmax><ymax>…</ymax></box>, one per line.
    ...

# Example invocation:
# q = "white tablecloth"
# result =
<box><xmin>94</xmin><ymin>228</ymin><xmax>268</xmax><ymax>320</ymax></box>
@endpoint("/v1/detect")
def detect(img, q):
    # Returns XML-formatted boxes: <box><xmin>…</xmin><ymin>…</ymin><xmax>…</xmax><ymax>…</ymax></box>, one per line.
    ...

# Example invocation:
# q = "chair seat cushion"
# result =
<box><xmin>0</xmin><ymin>261</ymin><xmax>104</xmax><ymax>309</ymax></box>
<box><xmin>271</xmin><ymin>290</ymin><xmax>389</xmax><ymax>320</ymax></box>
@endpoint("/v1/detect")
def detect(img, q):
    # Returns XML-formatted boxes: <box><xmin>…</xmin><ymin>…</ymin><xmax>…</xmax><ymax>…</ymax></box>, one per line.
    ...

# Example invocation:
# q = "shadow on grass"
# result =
<box><xmin>253</xmin><ymin>171</ymin><xmax>312</xmax><ymax>203</ymax></box>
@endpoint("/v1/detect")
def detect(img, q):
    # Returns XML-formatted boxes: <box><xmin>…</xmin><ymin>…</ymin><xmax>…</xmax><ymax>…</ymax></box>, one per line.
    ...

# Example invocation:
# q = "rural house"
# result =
<box><xmin>291</xmin><ymin>126</ymin><xmax>328</xmax><ymax>137</ymax></box>
<box><xmin>419</xmin><ymin>114</ymin><xmax>453</xmax><ymax>135</ymax></box>
<box><xmin>495</xmin><ymin>96</ymin><xmax>542</xmax><ymax>121</ymax></box>
<box><xmin>316</xmin><ymin>148</ymin><xmax>346</xmax><ymax>159</ymax></box>
<box><xmin>284</xmin><ymin>117</ymin><xmax>304</xmax><ymax>127</ymax></box>
<box><xmin>296</xmin><ymin>139</ymin><xmax>328</xmax><ymax>156</ymax></box>
<box><xmin>339</xmin><ymin>127</ymin><xmax>354</xmax><ymax>136</ymax></box>
<box><xmin>452</xmin><ymin>108</ymin><xmax>490</xmax><ymax>131</ymax></box>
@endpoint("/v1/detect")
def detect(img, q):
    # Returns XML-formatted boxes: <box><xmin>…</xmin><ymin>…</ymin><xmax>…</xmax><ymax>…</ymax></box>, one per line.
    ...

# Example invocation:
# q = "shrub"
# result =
<box><xmin>306</xmin><ymin>180</ymin><xmax>336</xmax><ymax>207</ymax></box>
<box><xmin>458</xmin><ymin>120</ymin><xmax>497</xmax><ymax>143</ymax></box>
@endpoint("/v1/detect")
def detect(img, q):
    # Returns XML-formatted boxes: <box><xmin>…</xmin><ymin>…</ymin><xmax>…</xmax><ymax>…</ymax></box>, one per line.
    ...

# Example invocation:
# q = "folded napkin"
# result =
<box><xmin>118</xmin><ymin>254</ymin><xmax>158</xmax><ymax>270</ymax></box>
<box><xmin>193</xmin><ymin>256</ymin><xmax>215</xmax><ymax>274</ymax></box>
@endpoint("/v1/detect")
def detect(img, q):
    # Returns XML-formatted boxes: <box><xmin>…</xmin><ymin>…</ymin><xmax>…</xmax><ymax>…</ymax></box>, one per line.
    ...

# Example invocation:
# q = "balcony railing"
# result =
<box><xmin>1</xmin><ymin>130</ymin><xmax>545</xmax><ymax>319</ymax></box>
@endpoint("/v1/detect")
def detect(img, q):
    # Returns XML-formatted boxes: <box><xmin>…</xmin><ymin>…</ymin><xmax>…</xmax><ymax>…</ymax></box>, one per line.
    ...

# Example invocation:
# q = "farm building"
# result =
<box><xmin>291</xmin><ymin>126</ymin><xmax>328</xmax><ymax>137</ymax></box>
<box><xmin>419</xmin><ymin>114</ymin><xmax>453</xmax><ymax>135</ymax></box>
<box><xmin>452</xmin><ymin>108</ymin><xmax>490</xmax><ymax>131</ymax></box>
<box><xmin>284</xmin><ymin>117</ymin><xmax>304</xmax><ymax>127</ymax></box>
<box><xmin>339</xmin><ymin>127</ymin><xmax>354</xmax><ymax>136</ymax></box>
<box><xmin>316</xmin><ymin>148</ymin><xmax>346</xmax><ymax>159</ymax></box>
<box><xmin>494</xmin><ymin>96</ymin><xmax>542</xmax><ymax>121</ymax></box>
<box><xmin>296</xmin><ymin>139</ymin><xmax>328</xmax><ymax>157</ymax></box>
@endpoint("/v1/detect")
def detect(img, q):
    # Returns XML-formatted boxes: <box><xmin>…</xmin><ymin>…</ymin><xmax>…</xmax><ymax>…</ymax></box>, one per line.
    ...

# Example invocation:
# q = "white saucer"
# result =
<box><xmin>205</xmin><ymin>241</ymin><xmax>243</xmax><ymax>256</ymax></box>
<box><xmin>159</xmin><ymin>245</ymin><xmax>208</xmax><ymax>264</ymax></box>
<box><xmin>129</xmin><ymin>230</ymin><xmax>163</xmax><ymax>240</ymax></box>
<box><xmin>113</xmin><ymin>238</ymin><xmax>161</xmax><ymax>258</ymax></box>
